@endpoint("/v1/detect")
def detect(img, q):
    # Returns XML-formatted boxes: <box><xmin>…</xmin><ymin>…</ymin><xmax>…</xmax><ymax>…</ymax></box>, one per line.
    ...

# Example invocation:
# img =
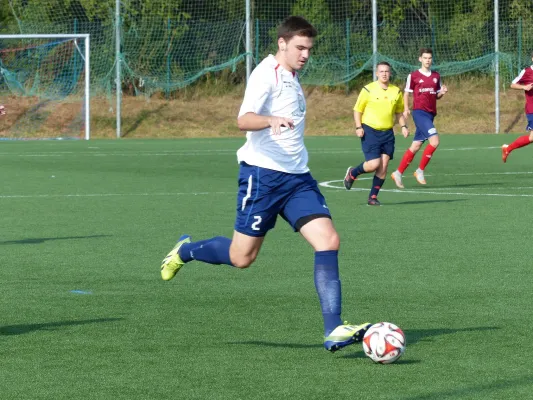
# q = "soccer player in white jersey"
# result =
<box><xmin>160</xmin><ymin>16</ymin><xmax>370</xmax><ymax>352</ymax></box>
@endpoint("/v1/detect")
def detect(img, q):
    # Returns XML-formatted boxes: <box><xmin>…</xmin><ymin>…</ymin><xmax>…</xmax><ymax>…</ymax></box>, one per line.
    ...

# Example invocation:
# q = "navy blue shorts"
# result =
<box><xmin>526</xmin><ymin>113</ymin><xmax>533</xmax><ymax>131</ymax></box>
<box><xmin>361</xmin><ymin>124</ymin><xmax>395</xmax><ymax>161</ymax></box>
<box><xmin>412</xmin><ymin>110</ymin><xmax>438</xmax><ymax>142</ymax></box>
<box><xmin>235</xmin><ymin>162</ymin><xmax>331</xmax><ymax>237</ymax></box>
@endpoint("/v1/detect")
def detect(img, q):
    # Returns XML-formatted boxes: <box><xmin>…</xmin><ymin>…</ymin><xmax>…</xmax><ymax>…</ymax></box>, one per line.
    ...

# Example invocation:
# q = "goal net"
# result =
<box><xmin>0</xmin><ymin>34</ymin><xmax>90</xmax><ymax>140</ymax></box>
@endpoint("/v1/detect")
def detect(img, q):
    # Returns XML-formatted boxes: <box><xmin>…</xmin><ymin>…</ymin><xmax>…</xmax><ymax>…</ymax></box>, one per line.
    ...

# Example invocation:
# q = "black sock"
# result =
<box><xmin>369</xmin><ymin>175</ymin><xmax>385</xmax><ymax>198</ymax></box>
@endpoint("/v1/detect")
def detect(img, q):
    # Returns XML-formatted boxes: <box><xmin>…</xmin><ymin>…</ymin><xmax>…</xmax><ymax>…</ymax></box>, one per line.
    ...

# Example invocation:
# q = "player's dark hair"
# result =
<box><xmin>277</xmin><ymin>16</ymin><xmax>317</xmax><ymax>43</ymax></box>
<box><xmin>376</xmin><ymin>61</ymin><xmax>391</xmax><ymax>70</ymax></box>
<box><xmin>419</xmin><ymin>48</ymin><xmax>433</xmax><ymax>57</ymax></box>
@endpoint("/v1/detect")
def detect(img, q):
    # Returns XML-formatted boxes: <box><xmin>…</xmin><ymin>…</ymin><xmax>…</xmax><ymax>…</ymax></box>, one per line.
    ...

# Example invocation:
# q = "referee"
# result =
<box><xmin>343</xmin><ymin>61</ymin><xmax>409</xmax><ymax>206</ymax></box>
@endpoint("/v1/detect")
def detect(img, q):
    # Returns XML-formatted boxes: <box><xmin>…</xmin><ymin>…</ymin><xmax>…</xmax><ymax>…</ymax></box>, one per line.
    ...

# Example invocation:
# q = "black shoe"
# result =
<box><xmin>344</xmin><ymin>167</ymin><xmax>355</xmax><ymax>190</ymax></box>
<box><xmin>367</xmin><ymin>196</ymin><xmax>381</xmax><ymax>206</ymax></box>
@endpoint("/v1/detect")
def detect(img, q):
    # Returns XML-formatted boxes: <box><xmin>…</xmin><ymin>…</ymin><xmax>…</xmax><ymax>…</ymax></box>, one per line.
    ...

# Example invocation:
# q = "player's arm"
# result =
<box><xmin>237</xmin><ymin>74</ymin><xmax>293</xmax><ymax>135</ymax></box>
<box><xmin>510</xmin><ymin>82</ymin><xmax>533</xmax><ymax>91</ymax></box>
<box><xmin>403</xmin><ymin>74</ymin><xmax>413</xmax><ymax>117</ymax></box>
<box><xmin>437</xmin><ymin>79</ymin><xmax>448</xmax><ymax>99</ymax></box>
<box><xmin>395</xmin><ymin>91</ymin><xmax>409</xmax><ymax>138</ymax></box>
<box><xmin>403</xmin><ymin>91</ymin><xmax>411</xmax><ymax>116</ymax></box>
<box><xmin>353</xmin><ymin>111</ymin><xmax>364</xmax><ymax>137</ymax></box>
<box><xmin>353</xmin><ymin>87</ymin><xmax>368</xmax><ymax>138</ymax></box>
<box><xmin>237</xmin><ymin>113</ymin><xmax>294</xmax><ymax>135</ymax></box>
<box><xmin>510</xmin><ymin>69</ymin><xmax>533</xmax><ymax>91</ymax></box>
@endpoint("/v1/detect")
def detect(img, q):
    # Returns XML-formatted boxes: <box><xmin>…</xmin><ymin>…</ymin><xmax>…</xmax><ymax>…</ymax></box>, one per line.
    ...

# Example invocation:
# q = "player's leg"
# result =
<box><xmin>177</xmin><ymin>231</ymin><xmax>265</xmax><ymax>269</ymax></box>
<box><xmin>367</xmin><ymin>130</ymin><xmax>394</xmax><ymax>205</ymax></box>
<box><xmin>502</xmin><ymin>113</ymin><xmax>533</xmax><ymax>163</ymax></box>
<box><xmin>282</xmin><ymin>178</ymin><xmax>371</xmax><ymax>351</ymax></box>
<box><xmin>368</xmin><ymin>153</ymin><xmax>390</xmax><ymax>206</ymax></box>
<box><xmin>160</xmin><ymin>162</ymin><xmax>277</xmax><ymax>280</ymax></box>
<box><xmin>344</xmin><ymin>125</ymin><xmax>382</xmax><ymax>190</ymax></box>
<box><xmin>411</xmin><ymin>110</ymin><xmax>438</xmax><ymax>184</ymax></box>
<box><xmin>391</xmin><ymin>139</ymin><xmax>423</xmax><ymax>189</ymax></box>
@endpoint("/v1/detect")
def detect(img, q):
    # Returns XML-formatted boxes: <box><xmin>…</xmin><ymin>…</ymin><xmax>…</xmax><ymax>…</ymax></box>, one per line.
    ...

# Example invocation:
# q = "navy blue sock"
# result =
<box><xmin>350</xmin><ymin>162</ymin><xmax>366</xmax><ymax>179</ymax></box>
<box><xmin>369</xmin><ymin>175</ymin><xmax>385</xmax><ymax>198</ymax></box>
<box><xmin>179</xmin><ymin>237</ymin><xmax>234</xmax><ymax>266</ymax></box>
<box><xmin>314</xmin><ymin>250</ymin><xmax>343</xmax><ymax>336</ymax></box>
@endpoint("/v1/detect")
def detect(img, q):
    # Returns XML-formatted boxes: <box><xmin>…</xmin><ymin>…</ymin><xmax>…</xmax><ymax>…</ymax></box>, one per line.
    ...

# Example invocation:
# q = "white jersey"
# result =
<box><xmin>237</xmin><ymin>55</ymin><xmax>309</xmax><ymax>174</ymax></box>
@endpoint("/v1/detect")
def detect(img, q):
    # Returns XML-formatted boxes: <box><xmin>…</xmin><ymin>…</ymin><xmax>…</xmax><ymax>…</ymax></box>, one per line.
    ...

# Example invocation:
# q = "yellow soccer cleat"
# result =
<box><xmin>160</xmin><ymin>235</ymin><xmax>191</xmax><ymax>281</ymax></box>
<box><xmin>324</xmin><ymin>322</ymin><xmax>372</xmax><ymax>352</ymax></box>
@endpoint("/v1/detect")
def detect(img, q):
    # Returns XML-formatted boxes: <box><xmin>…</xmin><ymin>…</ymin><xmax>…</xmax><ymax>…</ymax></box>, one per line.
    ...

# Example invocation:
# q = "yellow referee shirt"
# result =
<box><xmin>354</xmin><ymin>81</ymin><xmax>404</xmax><ymax>130</ymax></box>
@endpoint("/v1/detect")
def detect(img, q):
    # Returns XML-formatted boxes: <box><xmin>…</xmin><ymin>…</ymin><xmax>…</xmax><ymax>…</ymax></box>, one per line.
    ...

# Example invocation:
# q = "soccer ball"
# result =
<box><xmin>362</xmin><ymin>322</ymin><xmax>406</xmax><ymax>364</ymax></box>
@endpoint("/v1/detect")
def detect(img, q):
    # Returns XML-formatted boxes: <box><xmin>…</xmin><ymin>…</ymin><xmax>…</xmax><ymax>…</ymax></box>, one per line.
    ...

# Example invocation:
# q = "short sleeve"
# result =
<box><xmin>404</xmin><ymin>74</ymin><xmax>414</xmax><ymax>92</ymax></box>
<box><xmin>238</xmin><ymin>70</ymin><xmax>272</xmax><ymax>117</ymax></box>
<box><xmin>354</xmin><ymin>86</ymin><xmax>369</xmax><ymax>112</ymax></box>
<box><xmin>512</xmin><ymin>69</ymin><xmax>526</xmax><ymax>85</ymax></box>
<box><xmin>394</xmin><ymin>89</ymin><xmax>404</xmax><ymax>113</ymax></box>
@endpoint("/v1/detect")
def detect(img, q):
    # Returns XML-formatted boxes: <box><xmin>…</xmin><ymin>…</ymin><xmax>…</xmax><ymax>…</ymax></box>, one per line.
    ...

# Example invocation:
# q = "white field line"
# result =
<box><xmin>341</xmin><ymin>171</ymin><xmax>533</xmax><ymax>182</ymax></box>
<box><xmin>320</xmin><ymin>179</ymin><xmax>533</xmax><ymax>198</ymax></box>
<box><xmin>0</xmin><ymin>191</ymin><xmax>234</xmax><ymax>199</ymax></box>
<box><xmin>0</xmin><ymin>146</ymin><xmax>502</xmax><ymax>157</ymax></box>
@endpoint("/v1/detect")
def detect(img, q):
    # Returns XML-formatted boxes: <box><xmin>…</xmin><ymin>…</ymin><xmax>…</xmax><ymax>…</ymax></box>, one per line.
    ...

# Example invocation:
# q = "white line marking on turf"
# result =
<box><xmin>0</xmin><ymin>191</ymin><xmax>234</xmax><ymax>199</ymax></box>
<box><xmin>0</xmin><ymin>146</ymin><xmax>505</xmax><ymax>157</ymax></box>
<box><xmin>320</xmin><ymin>180</ymin><xmax>533</xmax><ymax>198</ymax></box>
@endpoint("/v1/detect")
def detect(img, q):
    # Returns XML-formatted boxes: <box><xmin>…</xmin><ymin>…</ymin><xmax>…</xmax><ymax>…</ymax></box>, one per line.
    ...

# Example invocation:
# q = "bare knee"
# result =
<box><xmin>230</xmin><ymin>253</ymin><xmax>257</xmax><ymax>269</ymax></box>
<box><xmin>316</xmin><ymin>231</ymin><xmax>340</xmax><ymax>252</ymax></box>
<box><xmin>365</xmin><ymin>159</ymin><xmax>380</xmax><ymax>172</ymax></box>
<box><xmin>429</xmin><ymin>137</ymin><xmax>440</xmax><ymax>148</ymax></box>
<box><xmin>410</xmin><ymin>142</ymin><xmax>422</xmax><ymax>153</ymax></box>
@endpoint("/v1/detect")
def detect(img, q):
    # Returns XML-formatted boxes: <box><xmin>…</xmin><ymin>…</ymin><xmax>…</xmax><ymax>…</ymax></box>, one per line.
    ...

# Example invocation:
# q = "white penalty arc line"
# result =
<box><xmin>336</xmin><ymin>171</ymin><xmax>533</xmax><ymax>182</ymax></box>
<box><xmin>320</xmin><ymin>179</ymin><xmax>533</xmax><ymax>198</ymax></box>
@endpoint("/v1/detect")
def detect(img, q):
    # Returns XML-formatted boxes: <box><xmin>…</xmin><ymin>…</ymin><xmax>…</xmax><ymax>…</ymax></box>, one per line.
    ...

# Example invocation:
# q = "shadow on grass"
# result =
<box><xmin>226</xmin><ymin>340</ymin><xmax>321</xmax><ymax>349</ymax></box>
<box><xmin>405</xmin><ymin>326</ymin><xmax>500</xmax><ymax>345</ymax></box>
<box><xmin>0</xmin><ymin>318</ymin><xmax>122</xmax><ymax>335</ymax></box>
<box><xmin>122</xmin><ymin>104</ymin><xmax>168</xmax><ymax>137</ymax></box>
<box><xmin>0</xmin><ymin>235</ymin><xmax>111</xmax><ymax>245</ymax></box>
<box><xmin>341</xmin><ymin>326</ymin><xmax>499</xmax><ymax>361</ymax></box>
<box><xmin>228</xmin><ymin>326</ymin><xmax>500</xmax><ymax>364</ymax></box>
<box><xmin>400</xmin><ymin>375</ymin><xmax>533</xmax><ymax>400</ymax></box>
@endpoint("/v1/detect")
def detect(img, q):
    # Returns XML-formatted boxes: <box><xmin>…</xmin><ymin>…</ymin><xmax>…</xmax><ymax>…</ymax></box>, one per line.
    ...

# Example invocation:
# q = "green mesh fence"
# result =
<box><xmin>0</xmin><ymin>36</ymin><xmax>87</xmax><ymax>138</ymax></box>
<box><xmin>0</xmin><ymin>0</ymin><xmax>532</xmax><ymax>136</ymax></box>
<box><xmin>2</xmin><ymin>0</ymin><xmax>532</xmax><ymax>93</ymax></box>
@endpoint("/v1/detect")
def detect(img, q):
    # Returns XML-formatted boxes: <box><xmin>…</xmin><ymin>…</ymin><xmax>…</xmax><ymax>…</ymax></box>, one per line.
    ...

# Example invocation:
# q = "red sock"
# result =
<box><xmin>508</xmin><ymin>135</ymin><xmax>532</xmax><ymax>152</ymax></box>
<box><xmin>397</xmin><ymin>149</ymin><xmax>415</xmax><ymax>174</ymax></box>
<box><xmin>419</xmin><ymin>144</ymin><xmax>437</xmax><ymax>170</ymax></box>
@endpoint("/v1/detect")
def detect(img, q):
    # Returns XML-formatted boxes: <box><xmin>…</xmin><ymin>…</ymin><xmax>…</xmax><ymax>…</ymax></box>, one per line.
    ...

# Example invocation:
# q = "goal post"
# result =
<box><xmin>0</xmin><ymin>34</ymin><xmax>90</xmax><ymax>140</ymax></box>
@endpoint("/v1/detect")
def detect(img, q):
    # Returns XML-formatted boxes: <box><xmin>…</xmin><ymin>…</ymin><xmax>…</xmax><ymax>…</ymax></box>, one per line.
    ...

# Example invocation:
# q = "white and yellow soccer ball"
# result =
<box><xmin>362</xmin><ymin>322</ymin><xmax>406</xmax><ymax>364</ymax></box>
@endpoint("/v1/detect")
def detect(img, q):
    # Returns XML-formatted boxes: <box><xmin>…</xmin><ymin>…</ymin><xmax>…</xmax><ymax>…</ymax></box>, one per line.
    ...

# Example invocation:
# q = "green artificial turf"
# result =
<box><xmin>1</xmin><ymin>135</ymin><xmax>532</xmax><ymax>399</ymax></box>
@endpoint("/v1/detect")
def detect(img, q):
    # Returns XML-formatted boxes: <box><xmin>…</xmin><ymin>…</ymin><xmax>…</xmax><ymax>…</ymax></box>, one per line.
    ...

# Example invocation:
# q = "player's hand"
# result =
<box><xmin>440</xmin><ymin>84</ymin><xmax>448</xmax><ymax>95</ymax></box>
<box><xmin>524</xmin><ymin>84</ymin><xmax>533</xmax><ymax>92</ymax></box>
<box><xmin>268</xmin><ymin>116</ymin><xmax>294</xmax><ymax>135</ymax></box>
<box><xmin>401</xmin><ymin>126</ymin><xmax>409</xmax><ymax>138</ymax></box>
<box><xmin>355</xmin><ymin>127</ymin><xmax>364</xmax><ymax>138</ymax></box>
<box><xmin>0</xmin><ymin>105</ymin><xmax>5</xmax><ymax>116</ymax></box>
<box><xmin>403</xmin><ymin>109</ymin><xmax>410</xmax><ymax>119</ymax></box>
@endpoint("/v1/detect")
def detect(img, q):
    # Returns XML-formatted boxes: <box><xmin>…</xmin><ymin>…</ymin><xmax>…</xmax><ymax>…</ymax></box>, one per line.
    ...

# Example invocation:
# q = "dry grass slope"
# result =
<box><xmin>0</xmin><ymin>78</ymin><xmax>529</xmax><ymax>138</ymax></box>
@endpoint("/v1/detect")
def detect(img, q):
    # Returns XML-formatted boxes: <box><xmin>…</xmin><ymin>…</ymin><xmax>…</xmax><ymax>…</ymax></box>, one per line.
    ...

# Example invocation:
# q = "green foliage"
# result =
<box><xmin>0</xmin><ymin>0</ymin><xmax>530</xmax><ymax>94</ymax></box>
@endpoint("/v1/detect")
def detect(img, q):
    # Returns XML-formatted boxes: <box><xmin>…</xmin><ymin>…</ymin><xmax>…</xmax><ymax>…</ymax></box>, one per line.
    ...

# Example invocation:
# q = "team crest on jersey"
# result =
<box><xmin>433</xmin><ymin>78</ymin><xmax>438</xmax><ymax>83</ymax></box>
